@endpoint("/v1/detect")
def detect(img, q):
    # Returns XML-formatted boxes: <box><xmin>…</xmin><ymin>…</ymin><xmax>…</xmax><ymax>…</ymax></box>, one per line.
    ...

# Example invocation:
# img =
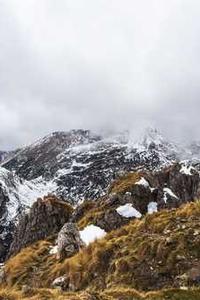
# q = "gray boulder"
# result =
<box><xmin>57</xmin><ymin>222</ymin><xmax>85</xmax><ymax>260</ymax></box>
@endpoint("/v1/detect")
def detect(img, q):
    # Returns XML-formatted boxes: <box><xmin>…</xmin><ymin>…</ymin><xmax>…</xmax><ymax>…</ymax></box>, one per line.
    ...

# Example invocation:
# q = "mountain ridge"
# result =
<box><xmin>0</xmin><ymin>127</ymin><xmax>200</xmax><ymax>261</ymax></box>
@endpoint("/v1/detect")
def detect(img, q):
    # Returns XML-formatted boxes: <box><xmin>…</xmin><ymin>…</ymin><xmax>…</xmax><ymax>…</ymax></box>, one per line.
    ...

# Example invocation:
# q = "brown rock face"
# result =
<box><xmin>7</xmin><ymin>196</ymin><xmax>73</xmax><ymax>258</ymax></box>
<box><xmin>56</xmin><ymin>223</ymin><xmax>85</xmax><ymax>260</ymax></box>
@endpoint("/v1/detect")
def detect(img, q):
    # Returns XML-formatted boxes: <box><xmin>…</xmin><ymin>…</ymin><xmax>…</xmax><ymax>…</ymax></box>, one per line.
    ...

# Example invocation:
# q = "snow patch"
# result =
<box><xmin>148</xmin><ymin>202</ymin><xmax>158</xmax><ymax>214</ymax></box>
<box><xmin>52</xmin><ymin>276</ymin><xmax>66</xmax><ymax>286</ymax></box>
<box><xmin>135</xmin><ymin>177</ymin><xmax>149</xmax><ymax>188</ymax></box>
<box><xmin>79</xmin><ymin>225</ymin><xmax>106</xmax><ymax>245</ymax></box>
<box><xmin>0</xmin><ymin>167</ymin><xmax>58</xmax><ymax>223</ymax></box>
<box><xmin>49</xmin><ymin>245</ymin><xmax>58</xmax><ymax>255</ymax></box>
<box><xmin>116</xmin><ymin>203</ymin><xmax>142</xmax><ymax>218</ymax></box>
<box><xmin>180</xmin><ymin>165</ymin><xmax>195</xmax><ymax>176</ymax></box>
<box><xmin>163</xmin><ymin>187</ymin><xmax>178</xmax><ymax>203</ymax></box>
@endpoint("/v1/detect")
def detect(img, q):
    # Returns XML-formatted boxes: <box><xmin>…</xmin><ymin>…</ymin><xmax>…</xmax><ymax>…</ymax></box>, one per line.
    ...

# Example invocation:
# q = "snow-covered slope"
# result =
<box><xmin>1</xmin><ymin>128</ymin><xmax>183</xmax><ymax>203</ymax></box>
<box><xmin>0</xmin><ymin>167</ymin><xmax>60</xmax><ymax>261</ymax></box>
<box><xmin>2</xmin><ymin>127</ymin><xmax>200</xmax><ymax>205</ymax></box>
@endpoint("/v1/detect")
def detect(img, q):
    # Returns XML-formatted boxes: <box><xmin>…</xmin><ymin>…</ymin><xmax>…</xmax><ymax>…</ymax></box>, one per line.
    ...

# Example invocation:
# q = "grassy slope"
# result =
<box><xmin>2</xmin><ymin>201</ymin><xmax>200</xmax><ymax>300</ymax></box>
<box><xmin>1</xmin><ymin>287</ymin><xmax>200</xmax><ymax>300</ymax></box>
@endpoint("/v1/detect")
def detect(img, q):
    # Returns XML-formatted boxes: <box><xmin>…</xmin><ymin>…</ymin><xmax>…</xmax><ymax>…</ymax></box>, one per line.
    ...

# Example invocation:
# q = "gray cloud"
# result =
<box><xmin>0</xmin><ymin>0</ymin><xmax>200</xmax><ymax>149</ymax></box>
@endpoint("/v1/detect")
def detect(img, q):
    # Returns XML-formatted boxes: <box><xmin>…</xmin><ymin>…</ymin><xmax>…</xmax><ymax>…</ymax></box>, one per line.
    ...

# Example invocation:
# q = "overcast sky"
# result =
<box><xmin>0</xmin><ymin>0</ymin><xmax>200</xmax><ymax>149</ymax></box>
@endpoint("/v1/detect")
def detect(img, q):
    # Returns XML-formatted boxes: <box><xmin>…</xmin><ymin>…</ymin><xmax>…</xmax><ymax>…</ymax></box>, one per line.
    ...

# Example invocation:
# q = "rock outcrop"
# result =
<box><xmin>56</xmin><ymin>223</ymin><xmax>85</xmax><ymax>260</ymax></box>
<box><xmin>74</xmin><ymin>163</ymin><xmax>200</xmax><ymax>233</ymax></box>
<box><xmin>8</xmin><ymin>196</ymin><xmax>73</xmax><ymax>258</ymax></box>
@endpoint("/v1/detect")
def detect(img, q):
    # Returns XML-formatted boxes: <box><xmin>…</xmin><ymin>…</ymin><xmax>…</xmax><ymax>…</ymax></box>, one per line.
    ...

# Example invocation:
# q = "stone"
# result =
<box><xmin>52</xmin><ymin>276</ymin><xmax>69</xmax><ymax>290</ymax></box>
<box><xmin>57</xmin><ymin>222</ymin><xmax>85</xmax><ymax>260</ymax></box>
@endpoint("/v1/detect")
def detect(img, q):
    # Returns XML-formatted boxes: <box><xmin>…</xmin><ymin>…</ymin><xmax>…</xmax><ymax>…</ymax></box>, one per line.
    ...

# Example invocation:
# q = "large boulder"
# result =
<box><xmin>56</xmin><ymin>223</ymin><xmax>85</xmax><ymax>260</ymax></box>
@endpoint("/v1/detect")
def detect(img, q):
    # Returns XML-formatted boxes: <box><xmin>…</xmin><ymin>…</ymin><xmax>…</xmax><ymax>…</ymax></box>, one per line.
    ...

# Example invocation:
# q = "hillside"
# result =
<box><xmin>1</xmin><ymin>129</ymin><xmax>200</xmax><ymax>299</ymax></box>
<box><xmin>2</xmin><ymin>201</ymin><xmax>200</xmax><ymax>299</ymax></box>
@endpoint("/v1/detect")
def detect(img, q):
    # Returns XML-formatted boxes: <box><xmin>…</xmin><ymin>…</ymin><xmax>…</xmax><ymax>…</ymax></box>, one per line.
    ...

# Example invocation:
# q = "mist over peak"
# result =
<box><xmin>0</xmin><ymin>0</ymin><xmax>200</xmax><ymax>149</ymax></box>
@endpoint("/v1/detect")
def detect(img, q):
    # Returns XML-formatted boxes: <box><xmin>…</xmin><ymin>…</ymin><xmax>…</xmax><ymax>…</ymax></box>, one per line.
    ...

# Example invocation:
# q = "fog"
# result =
<box><xmin>0</xmin><ymin>0</ymin><xmax>200</xmax><ymax>149</ymax></box>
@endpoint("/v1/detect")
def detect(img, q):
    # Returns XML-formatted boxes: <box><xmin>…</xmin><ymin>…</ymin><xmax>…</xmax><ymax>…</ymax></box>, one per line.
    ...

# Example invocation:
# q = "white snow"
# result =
<box><xmin>163</xmin><ymin>187</ymin><xmax>178</xmax><ymax>203</ymax></box>
<box><xmin>49</xmin><ymin>245</ymin><xmax>58</xmax><ymax>255</ymax></box>
<box><xmin>148</xmin><ymin>202</ymin><xmax>158</xmax><ymax>214</ymax></box>
<box><xmin>180</xmin><ymin>165</ymin><xmax>195</xmax><ymax>176</ymax></box>
<box><xmin>71</xmin><ymin>160</ymin><xmax>91</xmax><ymax>168</ymax></box>
<box><xmin>135</xmin><ymin>177</ymin><xmax>149</xmax><ymax>188</ymax></box>
<box><xmin>116</xmin><ymin>203</ymin><xmax>142</xmax><ymax>218</ymax></box>
<box><xmin>79</xmin><ymin>224</ymin><xmax>106</xmax><ymax>245</ymax></box>
<box><xmin>0</xmin><ymin>167</ymin><xmax>58</xmax><ymax>223</ymax></box>
<box><xmin>52</xmin><ymin>276</ymin><xmax>66</xmax><ymax>286</ymax></box>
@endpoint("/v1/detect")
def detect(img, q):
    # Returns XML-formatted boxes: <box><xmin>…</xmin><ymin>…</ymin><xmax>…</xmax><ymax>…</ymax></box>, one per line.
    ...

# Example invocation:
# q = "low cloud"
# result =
<box><xmin>0</xmin><ymin>0</ymin><xmax>200</xmax><ymax>149</ymax></box>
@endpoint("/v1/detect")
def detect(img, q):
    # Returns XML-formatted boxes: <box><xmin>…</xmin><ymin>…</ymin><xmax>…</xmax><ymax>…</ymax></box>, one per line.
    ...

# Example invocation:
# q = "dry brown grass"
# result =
<box><xmin>1</xmin><ymin>287</ymin><xmax>200</xmax><ymax>300</ymax></box>
<box><xmin>109</xmin><ymin>172</ymin><xmax>141</xmax><ymax>194</ymax></box>
<box><xmin>4</xmin><ymin>201</ymin><xmax>200</xmax><ymax>294</ymax></box>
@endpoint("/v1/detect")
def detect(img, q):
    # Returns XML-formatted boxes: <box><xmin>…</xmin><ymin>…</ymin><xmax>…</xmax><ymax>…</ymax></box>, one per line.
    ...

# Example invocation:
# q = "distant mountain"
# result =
<box><xmin>2</xmin><ymin>128</ymin><xmax>182</xmax><ymax>203</ymax></box>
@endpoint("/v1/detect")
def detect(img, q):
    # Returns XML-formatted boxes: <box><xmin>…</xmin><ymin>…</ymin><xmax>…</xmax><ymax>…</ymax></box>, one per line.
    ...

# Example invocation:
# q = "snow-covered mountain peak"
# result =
<box><xmin>141</xmin><ymin>127</ymin><xmax>164</xmax><ymax>147</ymax></box>
<box><xmin>129</xmin><ymin>127</ymin><xmax>167</xmax><ymax>149</ymax></box>
<box><xmin>26</xmin><ymin>130</ymin><xmax>101</xmax><ymax>151</ymax></box>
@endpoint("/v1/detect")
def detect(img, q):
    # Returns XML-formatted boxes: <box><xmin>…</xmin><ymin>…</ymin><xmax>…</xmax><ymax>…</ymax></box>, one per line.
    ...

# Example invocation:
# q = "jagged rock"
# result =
<box><xmin>73</xmin><ymin>164</ymin><xmax>200</xmax><ymax>234</ymax></box>
<box><xmin>56</xmin><ymin>223</ymin><xmax>85</xmax><ymax>260</ymax></box>
<box><xmin>153</xmin><ymin>163</ymin><xmax>200</xmax><ymax>208</ymax></box>
<box><xmin>8</xmin><ymin>196</ymin><xmax>73</xmax><ymax>258</ymax></box>
<box><xmin>94</xmin><ymin>210</ymin><xmax>129</xmax><ymax>232</ymax></box>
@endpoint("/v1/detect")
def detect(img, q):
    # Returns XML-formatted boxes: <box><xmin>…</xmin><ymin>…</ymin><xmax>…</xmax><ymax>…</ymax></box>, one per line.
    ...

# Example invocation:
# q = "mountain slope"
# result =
<box><xmin>1</xmin><ymin>128</ymin><xmax>184</xmax><ymax>203</ymax></box>
<box><xmin>3</xmin><ymin>201</ymin><xmax>200</xmax><ymax>297</ymax></box>
<box><xmin>0</xmin><ymin>128</ymin><xmax>199</xmax><ymax>261</ymax></box>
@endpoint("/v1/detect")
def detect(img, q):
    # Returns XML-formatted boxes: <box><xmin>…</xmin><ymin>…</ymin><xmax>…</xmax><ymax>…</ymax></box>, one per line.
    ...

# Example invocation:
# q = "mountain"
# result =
<box><xmin>1</xmin><ymin>128</ymin><xmax>183</xmax><ymax>203</ymax></box>
<box><xmin>0</xmin><ymin>149</ymin><xmax>20</xmax><ymax>164</ymax></box>
<box><xmin>0</xmin><ymin>128</ymin><xmax>200</xmax><ymax>299</ymax></box>
<box><xmin>7</xmin><ymin>162</ymin><xmax>200</xmax><ymax>259</ymax></box>
<box><xmin>0</xmin><ymin>128</ymin><xmax>199</xmax><ymax>261</ymax></box>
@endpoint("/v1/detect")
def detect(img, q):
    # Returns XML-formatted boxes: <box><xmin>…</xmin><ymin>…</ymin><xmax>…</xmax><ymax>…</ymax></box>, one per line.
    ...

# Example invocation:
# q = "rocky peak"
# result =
<box><xmin>2</xmin><ymin>130</ymin><xmax>101</xmax><ymax>180</ymax></box>
<box><xmin>8</xmin><ymin>196</ymin><xmax>73</xmax><ymax>258</ymax></box>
